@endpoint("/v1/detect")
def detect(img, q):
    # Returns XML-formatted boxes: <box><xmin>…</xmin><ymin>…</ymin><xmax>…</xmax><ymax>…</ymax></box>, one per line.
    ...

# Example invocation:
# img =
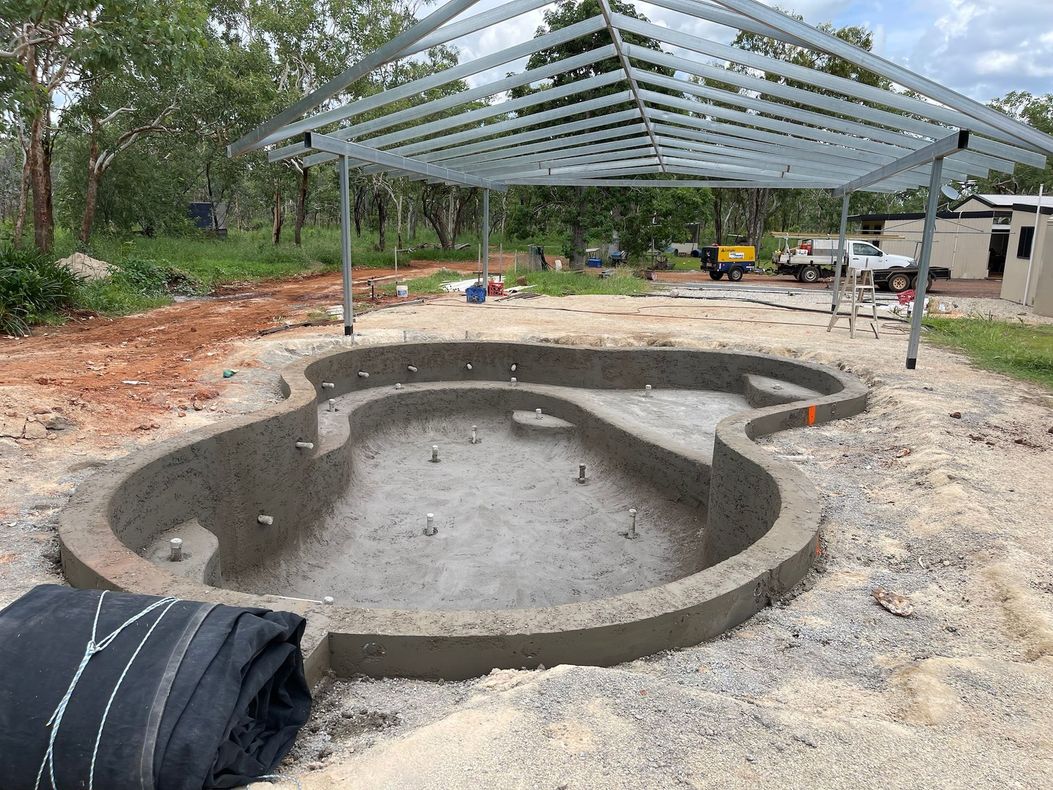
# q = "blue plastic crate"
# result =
<box><xmin>586</xmin><ymin>257</ymin><xmax>603</xmax><ymax>268</ymax></box>
<box><xmin>466</xmin><ymin>284</ymin><xmax>486</xmax><ymax>303</ymax></box>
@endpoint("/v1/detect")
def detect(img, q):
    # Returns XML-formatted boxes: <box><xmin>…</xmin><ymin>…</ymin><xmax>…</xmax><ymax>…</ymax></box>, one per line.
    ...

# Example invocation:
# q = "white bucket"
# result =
<box><xmin>395</xmin><ymin>283</ymin><xmax>409</xmax><ymax>298</ymax></box>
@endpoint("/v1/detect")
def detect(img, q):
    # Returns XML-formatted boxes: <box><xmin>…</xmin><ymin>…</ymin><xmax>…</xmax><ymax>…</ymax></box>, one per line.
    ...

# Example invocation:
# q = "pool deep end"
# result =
<box><xmin>59</xmin><ymin>342</ymin><xmax>867</xmax><ymax>681</ymax></box>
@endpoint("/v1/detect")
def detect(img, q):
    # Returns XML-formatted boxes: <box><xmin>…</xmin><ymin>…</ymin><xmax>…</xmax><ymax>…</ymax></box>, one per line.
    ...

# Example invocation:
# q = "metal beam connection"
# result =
<box><xmin>230</xmin><ymin>0</ymin><xmax>1052</xmax><ymax>198</ymax></box>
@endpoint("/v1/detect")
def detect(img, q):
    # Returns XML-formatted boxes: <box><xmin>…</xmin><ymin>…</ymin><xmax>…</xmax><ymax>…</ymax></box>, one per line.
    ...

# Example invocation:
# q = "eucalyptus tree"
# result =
<box><xmin>0</xmin><ymin>0</ymin><xmax>205</xmax><ymax>251</ymax></box>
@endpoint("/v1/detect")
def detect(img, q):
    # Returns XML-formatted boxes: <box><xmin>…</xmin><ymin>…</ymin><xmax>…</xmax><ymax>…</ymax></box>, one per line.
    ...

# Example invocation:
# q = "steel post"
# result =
<box><xmin>481</xmin><ymin>188</ymin><xmax>490</xmax><ymax>284</ymax></box>
<box><xmin>906</xmin><ymin>157</ymin><xmax>945</xmax><ymax>369</ymax></box>
<box><xmin>832</xmin><ymin>193</ymin><xmax>850</xmax><ymax>311</ymax></box>
<box><xmin>338</xmin><ymin>155</ymin><xmax>353</xmax><ymax>336</ymax></box>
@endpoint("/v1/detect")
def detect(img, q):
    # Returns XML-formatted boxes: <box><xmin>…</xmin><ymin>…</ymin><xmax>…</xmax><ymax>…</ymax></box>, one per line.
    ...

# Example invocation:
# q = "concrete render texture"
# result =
<box><xmin>228</xmin><ymin>388</ymin><xmax>748</xmax><ymax>609</ymax></box>
<box><xmin>58</xmin><ymin>342</ymin><xmax>867</xmax><ymax>681</ymax></box>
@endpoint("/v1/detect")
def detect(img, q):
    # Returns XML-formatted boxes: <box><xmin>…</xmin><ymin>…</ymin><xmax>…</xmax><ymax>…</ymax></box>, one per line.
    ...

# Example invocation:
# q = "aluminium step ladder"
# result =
<box><xmin>827</xmin><ymin>267</ymin><xmax>880</xmax><ymax>339</ymax></box>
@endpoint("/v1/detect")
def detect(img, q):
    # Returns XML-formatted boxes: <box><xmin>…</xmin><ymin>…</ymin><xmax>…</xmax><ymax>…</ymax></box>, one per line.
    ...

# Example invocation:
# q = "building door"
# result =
<box><xmin>988</xmin><ymin>230</ymin><xmax>1008</xmax><ymax>277</ymax></box>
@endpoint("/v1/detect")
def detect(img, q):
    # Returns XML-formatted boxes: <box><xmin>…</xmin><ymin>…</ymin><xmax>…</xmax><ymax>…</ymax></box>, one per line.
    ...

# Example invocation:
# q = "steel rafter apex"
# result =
<box><xmin>596</xmin><ymin>0</ymin><xmax>664</xmax><ymax>173</ymax></box>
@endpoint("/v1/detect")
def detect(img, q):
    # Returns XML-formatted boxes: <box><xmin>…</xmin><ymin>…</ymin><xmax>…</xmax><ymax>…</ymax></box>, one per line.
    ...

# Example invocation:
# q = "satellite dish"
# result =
<box><xmin>941</xmin><ymin>184</ymin><xmax>961</xmax><ymax>201</ymax></box>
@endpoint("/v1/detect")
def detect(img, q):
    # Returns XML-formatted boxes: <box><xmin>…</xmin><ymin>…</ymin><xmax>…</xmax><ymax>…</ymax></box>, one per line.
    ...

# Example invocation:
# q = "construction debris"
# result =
<box><xmin>871</xmin><ymin>586</ymin><xmax>914</xmax><ymax>617</ymax></box>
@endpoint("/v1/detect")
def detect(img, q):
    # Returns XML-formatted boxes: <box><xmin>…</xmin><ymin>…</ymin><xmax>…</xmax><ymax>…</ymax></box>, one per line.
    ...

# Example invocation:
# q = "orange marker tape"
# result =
<box><xmin>806</xmin><ymin>405</ymin><xmax>817</xmax><ymax>426</ymax></box>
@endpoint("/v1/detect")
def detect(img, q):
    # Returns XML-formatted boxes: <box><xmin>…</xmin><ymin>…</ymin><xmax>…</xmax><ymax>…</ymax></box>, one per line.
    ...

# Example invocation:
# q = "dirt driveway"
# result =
<box><xmin>1</xmin><ymin>284</ymin><xmax>1051</xmax><ymax>789</ymax></box>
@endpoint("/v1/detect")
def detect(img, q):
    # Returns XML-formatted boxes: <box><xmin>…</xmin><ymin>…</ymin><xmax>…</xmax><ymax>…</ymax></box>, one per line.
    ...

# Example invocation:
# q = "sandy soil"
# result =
<box><xmin>651</xmin><ymin>270</ymin><xmax>1005</xmax><ymax>298</ymax></box>
<box><xmin>1</xmin><ymin>284</ymin><xmax>1052</xmax><ymax>789</ymax></box>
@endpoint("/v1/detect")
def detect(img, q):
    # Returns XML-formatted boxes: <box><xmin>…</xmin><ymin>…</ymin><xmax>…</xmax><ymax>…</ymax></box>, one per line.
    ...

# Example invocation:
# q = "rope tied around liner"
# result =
<box><xmin>34</xmin><ymin>590</ymin><xmax>181</xmax><ymax>790</ymax></box>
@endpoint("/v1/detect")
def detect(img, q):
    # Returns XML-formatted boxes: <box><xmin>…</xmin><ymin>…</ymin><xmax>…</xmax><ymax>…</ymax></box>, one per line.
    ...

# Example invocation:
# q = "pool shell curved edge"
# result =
<box><xmin>58</xmin><ymin>342</ymin><xmax>867</xmax><ymax>681</ymax></box>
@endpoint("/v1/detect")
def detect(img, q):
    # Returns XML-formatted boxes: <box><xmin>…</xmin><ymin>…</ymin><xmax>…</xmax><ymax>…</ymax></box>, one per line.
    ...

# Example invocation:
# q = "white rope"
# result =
<box><xmin>34</xmin><ymin>590</ymin><xmax>180</xmax><ymax>790</ymax></box>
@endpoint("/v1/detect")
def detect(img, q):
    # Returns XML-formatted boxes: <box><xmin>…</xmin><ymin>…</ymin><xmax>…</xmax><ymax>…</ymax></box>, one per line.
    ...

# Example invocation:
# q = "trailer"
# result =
<box><xmin>771</xmin><ymin>235</ymin><xmax>950</xmax><ymax>293</ymax></box>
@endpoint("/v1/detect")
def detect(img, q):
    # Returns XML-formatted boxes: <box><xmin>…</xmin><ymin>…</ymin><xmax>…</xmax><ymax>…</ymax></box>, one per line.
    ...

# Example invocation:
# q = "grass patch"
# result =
<box><xmin>924</xmin><ymin>316</ymin><xmax>1053</xmax><ymax>390</ymax></box>
<box><xmin>56</xmin><ymin>228</ymin><xmax>481</xmax><ymax>289</ymax></box>
<box><xmin>508</xmin><ymin>268</ymin><xmax>652</xmax><ymax>296</ymax></box>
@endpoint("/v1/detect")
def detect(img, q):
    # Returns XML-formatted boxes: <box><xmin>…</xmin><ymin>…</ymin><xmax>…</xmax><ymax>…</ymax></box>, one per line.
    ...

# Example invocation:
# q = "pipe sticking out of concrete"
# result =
<box><xmin>395</xmin><ymin>383</ymin><xmax>402</xmax><ymax>390</ymax></box>
<box><xmin>510</xmin><ymin>363</ymin><xmax>517</xmax><ymax>372</ymax></box>
<box><xmin>257</xmin><ymin>515</ymin><xmax>274</xmax><ymax>526</ymax></box>
<box><xmin>327</xmin><ymin>398</ymin><xmax>335</xmax><ymax>412</ymax></box>
<box><xmin>424</xmin><ymin>513</ymin><xmax>436</xmax><ymax>536</ymax></box>
<box><xmin>430</xmin><ymin>445</ymin><xmax>440</xmax><ymax>463</ymax></box>
<box><xmin>535</xmin><ymin>408</ymin><xmax>543</xmax><ymax>420</ymax></box>
<box><xmin>323</xmin><ymin>596</ymin><xmax>335</xmax><ymax>605</ymax></box>
<box><xmin>510</xmin><ymin>377</ymin><xmax>517</xmax><ymax>386</ymax></box>
<box><xmin>321</xmin><ymin>382</ymin><xmax>335</xmax><ymax>389</ymax></box>
<box><xmin>465</xmin><ymin>363</ymin><xmax>473</xmax><ymax>371</ymax></box>
<box><xmin>627</xmin><ymin>508</ymin><xmax>638</xmax><ymax>540</ymax></box>
<box><xmin>471</xmin><ymin>425</ymin><xmax>478</xmax><ymax>445</ymax></box>
<box><xmin>295</xmin><ymin>441</ymin><xmax>314</xmax><ymax>450</ymax></box>
<box><xmin>578</xmin><ymin>464</ymin><xmax>587</xmax><ymax>484</ymax></box>
<box><xmin>357</xmin><ymin>371</ymin><xmax>369</xmax><ymax>378</ymax></box>
<box><xmin>407</xmin><ymin>365</ymin><xmax>417</xmax><ymax>373</ymax></box>
<box><xmin>169</xmin><ymin>537</ymin><xmax>183</xmax><ymax>562</ymax></box>
<box><xmin>644</xmin><ymin>384</ymin><xmax>652</xmax><ymax>397</ymax></box>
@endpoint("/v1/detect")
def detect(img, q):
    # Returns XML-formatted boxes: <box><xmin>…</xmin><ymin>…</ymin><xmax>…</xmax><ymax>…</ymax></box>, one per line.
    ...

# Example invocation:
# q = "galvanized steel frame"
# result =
<box><xmin>233</xmin><ymin>0</ymin><xmax>1051</xmax><ymax>197</ymax></box>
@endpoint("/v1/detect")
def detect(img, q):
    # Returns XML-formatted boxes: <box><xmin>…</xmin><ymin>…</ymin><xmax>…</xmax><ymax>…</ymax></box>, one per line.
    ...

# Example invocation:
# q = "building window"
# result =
<box><xmin>1017</xmin><ymin>226</ymin><xmax>1035</xmax><ymax>258</ymax></box>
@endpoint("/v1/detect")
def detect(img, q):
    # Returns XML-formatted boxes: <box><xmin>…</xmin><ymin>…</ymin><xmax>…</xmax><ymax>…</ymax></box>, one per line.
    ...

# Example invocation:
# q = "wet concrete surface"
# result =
<box><xmin>228</xmin><ymin>388</ymin><xmax>748</xmax><ymax>609</ymax></box>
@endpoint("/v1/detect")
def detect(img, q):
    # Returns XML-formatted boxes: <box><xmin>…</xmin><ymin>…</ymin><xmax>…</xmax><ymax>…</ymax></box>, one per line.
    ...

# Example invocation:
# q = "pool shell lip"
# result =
<box><xmin>58</xmin><ymin>341</ymin><xmax>868</xmax><ymax>681</ymax></box>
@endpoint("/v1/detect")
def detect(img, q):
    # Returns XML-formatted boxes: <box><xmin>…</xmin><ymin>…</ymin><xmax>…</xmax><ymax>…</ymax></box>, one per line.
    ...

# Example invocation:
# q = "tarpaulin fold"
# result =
<box><xmin>0</xmin><ymin>585</ymin><xmax>311</xmax><ymax>790</ymax></box>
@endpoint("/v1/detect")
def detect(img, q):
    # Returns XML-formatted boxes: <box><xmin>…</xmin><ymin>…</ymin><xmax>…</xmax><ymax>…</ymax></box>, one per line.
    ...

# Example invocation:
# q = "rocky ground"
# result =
<box><xmin>1</xmin><ymin>285</ymin><xmax>1051</xmax><ymax>789</ymax></box>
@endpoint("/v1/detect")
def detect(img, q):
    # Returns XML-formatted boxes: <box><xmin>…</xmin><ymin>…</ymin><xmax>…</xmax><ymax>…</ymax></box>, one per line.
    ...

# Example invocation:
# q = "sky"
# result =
<box><xmin>444</xmin><ymin>0</ymin><xmax>1053</xmax><ymax>103</ymax></box>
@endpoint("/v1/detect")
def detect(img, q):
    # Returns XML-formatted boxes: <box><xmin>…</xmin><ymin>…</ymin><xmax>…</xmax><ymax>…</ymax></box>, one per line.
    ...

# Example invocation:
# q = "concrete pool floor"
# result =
<box><xmin>229</xmin><ymin>388</ymin><xmax>748</xmax><ymax>609</ymax></box>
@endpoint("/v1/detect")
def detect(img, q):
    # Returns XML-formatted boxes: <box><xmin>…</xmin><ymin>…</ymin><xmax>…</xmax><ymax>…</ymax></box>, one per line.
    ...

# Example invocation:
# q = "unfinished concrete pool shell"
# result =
<box><xmin>59</xmin><ymin>342</ymin><xmax>867</xmax><ymax>681</ymax></box>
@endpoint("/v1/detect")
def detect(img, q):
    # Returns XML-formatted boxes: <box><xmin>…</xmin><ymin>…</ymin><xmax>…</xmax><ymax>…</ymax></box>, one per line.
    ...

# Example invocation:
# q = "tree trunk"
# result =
<box><xmin>353</xmin><ymin>187</ymin><xmax>364</xmax><ymax>237</ymax></box>
<box><xmin>13</xmin><ymin>146</ymin><xmax>30</xmax><ymax>248</ymax></box>
<box><xmin>407</xmin><ymin>202</ymin><xmax>417</xmax><ymax>242</ymax></box>
<box><xmin>293</xmin><ymin>167</ymin><xmax>309</xmax><ymax>246</ymax></box>
<box><xmin>271</xmin><ymin>184</ymin><xmax>283</xmax><ymax>245</ymax></box>
<box><xmin>713</xmin><ymin>191</ymin><xmax>724</xmax><ymax>244</ymax></box>
<box><xmin>28</xmin><ymin>112</ymin><xmax>54</xmax><ymax>253</ymax></box>
<box><xmin>569</xmin><ymin>187</ymin><xmax>587</xmax><ymax>267</ymax></box>
<box><xmin>205</xmin><ymin>160</ymin><xmax>221</xmax><ymax>234</ymax></box>
<box><xmin>79</xmin><ymin>132</ymin><xmax>101</xmax><ymax>244</ymax></box>
<box><xmin>375</xmin><ymin>193</ymin><xmax>387</xmax><ymax>251</ymax></box>
<box><xmin>745</xmin><ymin>188</ymin><xmax>772</xmax><ymax>250</ymax></box>
<box><xmin>421</xmin><ymin>187</ymin><xmax>452</xmax><ymax>248</ymax></box>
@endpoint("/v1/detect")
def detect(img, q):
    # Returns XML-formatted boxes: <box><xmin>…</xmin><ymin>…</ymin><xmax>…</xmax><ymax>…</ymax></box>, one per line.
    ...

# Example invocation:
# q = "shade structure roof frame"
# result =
<box><xmin>232</xmin><ymin>0</ymin><xmax>1053</xmax><ymax>197</ymax></box>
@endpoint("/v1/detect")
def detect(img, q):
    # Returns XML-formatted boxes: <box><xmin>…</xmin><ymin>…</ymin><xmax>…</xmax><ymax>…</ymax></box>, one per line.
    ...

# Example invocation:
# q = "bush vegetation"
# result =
<box><xmin>0</xmin><ymin>245</ymin><xmax>82</xmax><ymax>336</ymax></box>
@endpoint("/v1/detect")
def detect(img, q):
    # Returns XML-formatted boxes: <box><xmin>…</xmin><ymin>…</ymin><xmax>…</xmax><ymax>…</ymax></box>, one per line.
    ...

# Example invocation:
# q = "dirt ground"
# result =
<box><xmin>651</xmin><ymin>269</ymin><xmax>1005</xmax><ymax>297</ymax></box>
<box><xmin>1</xmin><ymin>281</ymin><xmax>1051</xmax><ymax>788</ymax></box>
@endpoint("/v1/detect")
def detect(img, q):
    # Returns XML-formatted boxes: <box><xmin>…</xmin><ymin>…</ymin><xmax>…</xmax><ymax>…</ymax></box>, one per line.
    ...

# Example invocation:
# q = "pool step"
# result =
<box><xmin>743</xmin><ymin>374</ymin><xmax>822</xmax><ymax>408</ymax></box>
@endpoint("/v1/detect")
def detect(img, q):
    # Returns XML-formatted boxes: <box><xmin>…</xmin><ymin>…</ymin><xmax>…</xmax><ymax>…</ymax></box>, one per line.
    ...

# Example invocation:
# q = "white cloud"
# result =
<box><xmin>433</xmin><ymin>0</ymin><xmax>1052</xmax><ymax>102</ymax></box>
<box><xmin>897</xmin><ymin>0</ymin><xmax>1053</xmax><ymax>99</ymax></box>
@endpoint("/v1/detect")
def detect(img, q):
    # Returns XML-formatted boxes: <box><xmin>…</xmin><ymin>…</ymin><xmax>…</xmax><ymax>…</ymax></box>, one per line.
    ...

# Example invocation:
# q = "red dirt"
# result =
<box><xmin>0</xmin><ymin>254</ymin><xmax>999</xmax><ymax>437</ymax></box>
<box><xmin>0</xmin><ymin>262</ymin><xmax>482</xmax><ymax>435</ymax></box>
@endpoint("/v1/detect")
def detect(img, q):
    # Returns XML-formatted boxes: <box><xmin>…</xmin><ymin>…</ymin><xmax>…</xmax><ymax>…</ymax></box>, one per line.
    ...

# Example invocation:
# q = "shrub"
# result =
<box><xmin>108</xmin><ymin>257</ymin><xmax>203</xmax><ymax>297</ymax></box>
<box><xmin>0</xmin><ymin>245</ymin><xmax>81</xmax><ymax>336</ymax></box>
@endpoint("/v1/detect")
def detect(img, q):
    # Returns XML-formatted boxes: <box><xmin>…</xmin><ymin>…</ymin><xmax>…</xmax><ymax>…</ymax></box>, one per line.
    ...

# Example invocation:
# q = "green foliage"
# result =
<box><xmin>0</xmin><ymin>245</ymin><xmax>81</xmax><ymax>336</ymax></box>
<box><xmin>924</xmin><ymin>316</ymin><xmax>1053</xmax><ymax>390</ymax></box>
<box><xmin>977</xmin><ymin>92</ymin><xmax>1053</xmax><ymax>195</ymax></box>
<box><xmin>74</xmin><ymin>255</ymin><xmax>203</xmax><ymax>316</ymax></box>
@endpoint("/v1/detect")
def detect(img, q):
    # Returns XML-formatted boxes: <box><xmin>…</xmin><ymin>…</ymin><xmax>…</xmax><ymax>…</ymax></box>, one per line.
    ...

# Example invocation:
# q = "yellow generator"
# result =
<box><xmin>699</xmin><ymin>245</ymin><xmax>756</xmax><ymax>281</ymax></box>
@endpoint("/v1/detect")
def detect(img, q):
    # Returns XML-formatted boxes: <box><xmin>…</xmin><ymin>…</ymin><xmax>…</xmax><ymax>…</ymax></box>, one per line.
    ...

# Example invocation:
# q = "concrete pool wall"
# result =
<box><xmin>59</xmin><ymin>342</ymin><xmax>867</xmax><ymax>681</ymax></box>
